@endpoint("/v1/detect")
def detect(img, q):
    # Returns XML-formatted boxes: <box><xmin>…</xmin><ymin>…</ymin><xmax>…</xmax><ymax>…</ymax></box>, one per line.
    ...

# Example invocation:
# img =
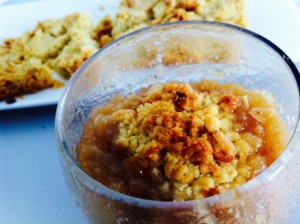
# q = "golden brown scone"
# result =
<box><xmin>112</xmin><ymin>0</ymin><xmax>248</xmax><ymax>39</ymax></box>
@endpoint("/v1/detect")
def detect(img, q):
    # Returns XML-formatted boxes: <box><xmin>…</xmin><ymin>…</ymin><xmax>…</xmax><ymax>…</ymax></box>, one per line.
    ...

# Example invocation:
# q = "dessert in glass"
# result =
<box><xmin>56</xmin><ymin>21</ymin><xmax>300</xmax><ymax>223</ymax></box>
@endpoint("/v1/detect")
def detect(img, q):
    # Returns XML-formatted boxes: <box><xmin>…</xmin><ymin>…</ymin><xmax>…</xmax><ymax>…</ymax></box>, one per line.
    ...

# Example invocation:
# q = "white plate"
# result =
<box><xmin>1</xmin><ymin>0</ymin><xmax>300</xmax><ymax>111</ymax></box>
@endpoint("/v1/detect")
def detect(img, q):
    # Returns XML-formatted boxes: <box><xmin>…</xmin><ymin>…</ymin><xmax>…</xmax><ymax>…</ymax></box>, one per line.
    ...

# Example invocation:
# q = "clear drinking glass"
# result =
<box><xmin>55</xmin><ymin>21</ymin><xmax>300</xmax><ymax>224</ymax></box>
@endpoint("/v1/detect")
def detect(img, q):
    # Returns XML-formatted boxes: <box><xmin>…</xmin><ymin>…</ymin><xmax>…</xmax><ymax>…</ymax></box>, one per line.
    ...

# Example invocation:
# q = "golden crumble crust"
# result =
<box><xmin>0</xmin><ymin>58</ymin><xmax>63</xmax><ymax>100</ymax></box>
<box><xmin>77</xmin><ymin>80</ymin><xmax>288</xmax><ymax>201</ymax></box>
<box><xmin>112</xmin><ymin>0</ymin><xmax>248</xmax><ymax>38</ymax></box>
<box><xmin>47</xmin><ymin>13</ymin><xmax>99</xmax><ymax>78</ymax></box>
<box><xmin>1</xmin><ymin>1</ymin><xmax>248</xmax><ymax>100</ymax></box>
<box><xmin>0</xmin><ymin>13</ymin><xmax>98</xmax><ymax>100</ymax></box>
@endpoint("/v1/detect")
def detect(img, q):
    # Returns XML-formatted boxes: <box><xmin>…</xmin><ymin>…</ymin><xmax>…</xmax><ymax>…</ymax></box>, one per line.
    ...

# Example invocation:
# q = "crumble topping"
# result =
<box><xmin>77</xmin><ymin>80</ymin><xmax>288</xmax><ymax>201</ymax></box>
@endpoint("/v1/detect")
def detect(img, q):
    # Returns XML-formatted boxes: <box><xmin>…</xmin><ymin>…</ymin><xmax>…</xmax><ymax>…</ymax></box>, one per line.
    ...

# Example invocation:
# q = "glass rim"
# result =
<box><xmin>55</xmin><ymin>20</ymin><xmax>300</xmax><ymax>208</ymax></box>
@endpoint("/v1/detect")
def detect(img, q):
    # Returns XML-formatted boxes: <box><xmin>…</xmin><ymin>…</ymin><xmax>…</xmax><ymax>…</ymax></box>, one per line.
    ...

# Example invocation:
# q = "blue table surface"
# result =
<box><xmin>1</xmin><ymin>1</ymin><xmax>300</xmax><ymax>223</ymax></box>
<box><xmin>0</xmin><ymin>106</ymin><xmax>86</xmax><ymax>224</ymax></box>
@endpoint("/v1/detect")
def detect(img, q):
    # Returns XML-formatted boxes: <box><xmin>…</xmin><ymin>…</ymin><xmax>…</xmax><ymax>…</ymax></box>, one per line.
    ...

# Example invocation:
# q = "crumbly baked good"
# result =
<box><xmin>0</xmin><ymin>13</ymin><xmax>98</xmax><ymax>100</ymax></box>
<box><xmin>94</xmin><ymin>15</ymin><xmax>113</xmax><ymax>48</ymax></box>
<box><xmin>111</xmin><ymin>0</ymin><xmax>247</xmax><ymax>39</ymax></box>
<box><xmin>94</xmin><ymin>0</ymin><xmax>247</xmax><ymax>47</ymax></box>
<box><xmin>77</xmin><ymin>80</ymin><xmax>287</xmax><ymax>201</ymax></box>
<box><xmin>1</xmin><ymin>0</ymin><xmax>247</xmax><ymax>100</ymax></box>
<box><xmin>47</xmin><ymin>13</ymin><xmax>99</xmax><ymax>78</ymax></box>
<box><xmin>0</xmin><ymin>58</ymin><xmax>62</xmax><ymax>100</ymax></box>
<box><xmin>0</xmin><ymin>33</ymin><xmax>64</xmax><ymax>100</ymax></box>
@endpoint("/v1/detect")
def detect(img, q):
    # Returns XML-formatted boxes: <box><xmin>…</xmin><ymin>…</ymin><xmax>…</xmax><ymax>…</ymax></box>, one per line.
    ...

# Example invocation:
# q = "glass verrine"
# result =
<box><xmin>55</xmin><ymin>21</ymin><xmax>300</xmax><ymax>223</ymax></box>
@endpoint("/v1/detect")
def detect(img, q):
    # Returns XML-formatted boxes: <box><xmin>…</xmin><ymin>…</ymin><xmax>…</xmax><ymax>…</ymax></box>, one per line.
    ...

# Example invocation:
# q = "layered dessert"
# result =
<box><xmin>77</xmin><ymin>80</ymin><xmax>288</xmax><ymax>201</ymax></box>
